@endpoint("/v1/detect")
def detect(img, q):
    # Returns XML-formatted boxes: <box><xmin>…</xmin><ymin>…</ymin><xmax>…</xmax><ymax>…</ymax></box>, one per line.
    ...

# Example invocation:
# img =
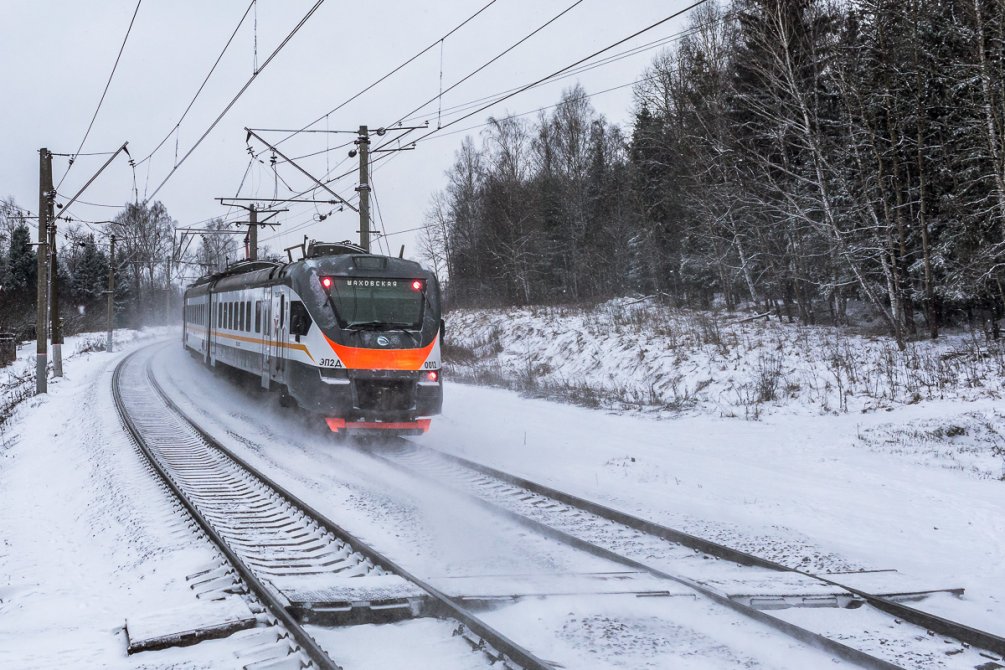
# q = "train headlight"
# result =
<box><xmin>321</xmin><ymin>276</ymin><xmax>333</xmax><ymax>290</ymax></box>
<box><xmin>425</xmin><ymin>370</ymin><xmax>439</xmax><ymax>382</ymax></box>
<box><xmin>411</xmin><ymin>279</ymin><xmax>424</xmax><ymax>292</ymax></box>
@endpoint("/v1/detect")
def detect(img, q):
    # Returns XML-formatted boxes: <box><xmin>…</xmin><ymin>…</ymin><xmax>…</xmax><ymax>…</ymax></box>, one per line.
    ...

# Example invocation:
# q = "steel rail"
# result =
<box><xmin>112</xmin><ymin>348</ymin><xmax>339</xmax><ymax>669</ymax></box>
<box><xmin>137</xmin><ymin>345</ymin><xmax>554</xmax><ymax>670</ymax></box>
<box><xmin>358</xmin><ymin>443</ymin><xmax>910</xmax><ymax>670</ymax></box>
<box><xmin>411</xmin><ymin>443</ymin><xmax>1005</xmax><ymax>659</ymax></box>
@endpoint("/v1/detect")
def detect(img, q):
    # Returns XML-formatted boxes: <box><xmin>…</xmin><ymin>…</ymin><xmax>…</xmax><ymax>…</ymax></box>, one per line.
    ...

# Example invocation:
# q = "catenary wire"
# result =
<box><xmin>134</xmin><ymin>0</ymin><xmax>256</xmax><ymax>168</ymax></box>
<box><xmin>279</xmin><ymin>0</ymin><xmax>587</xmax><ymax>202</ymax></box>
<box><xmin>375</xmin><ymin>0</ymin><xmax>585</xmax><ymax>135</ymax></box>
<box><xmin>235</xmin><ymin>2</ymin><xmax>712</xmax><ymax>251</ymax></box>
<box><xmin>56</xmin><ymin>0</ymin><xmax>143</xmax><ymax>191</ymax></box>
<box><xmin>277</xmin><ymin>16</ymin><xmax>715</xmax><ymax>167</ymax></box>
<box><xmin>145</xmin><ymin>0</ymin><xmax>326</xmax><ymax>203</ymax></box>
<box><xmin>372</xmin><ymin>0</ymin><xmax>712</xmax><ymax>156</ymax></box>
<box><xmin>272</xmin><ymin>0</ymin><xmax>501</xmax><ymax>149</ymax></box>
<box><xmin>397</xmin><ymin>17</ymin><xmax>717</xmax><ymax>127</ymax></box>
<box><xmin>335</xmin><ymin>0</ymin><xmax>710</xmax><ymax>245</ymax></box>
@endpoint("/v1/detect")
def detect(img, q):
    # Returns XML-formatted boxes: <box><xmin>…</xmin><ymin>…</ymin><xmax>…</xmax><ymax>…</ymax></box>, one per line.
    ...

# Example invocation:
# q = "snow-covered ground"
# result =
<box><xmin>1</xmin><ymin>303</ymin><xmax>1003</xmax><ymax>668</ymax></box>
<box><xmin>446</xmin><ymin>299</ymin><xmax>1005</xmax><ymax>423</ymax></box>
<box><xmin>0</xmin><ymin>331</ymin><xmax>265</xmax><ymax>669</ymax></box>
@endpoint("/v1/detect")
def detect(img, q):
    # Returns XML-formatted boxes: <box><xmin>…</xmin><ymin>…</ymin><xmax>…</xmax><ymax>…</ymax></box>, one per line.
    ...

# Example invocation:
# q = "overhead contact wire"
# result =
<box><xmin>135</xmin><ymin>0</ymin><xmax>256</xmax><ymax>168</ymax></box>
<box><xmin>377</xmin><ymin>0</ymin><xmax>586</xmax><ymax>139</ymax></box>
<box><xmin>146</xmin><ymin>0</ymin><xmax>326</xmax><ymax>203</ymax></box>
<box><xmin>373</xmin><ymin>0</ymin><xmax>712</xmax><ymax>155</ymax></box>
<box><xmin>273</xmin><ymin>0</ymin><xmax>500</xmax><ymax>148</ymax></box>
<box><xmin>56</xmin><ymin>0</ymin><xmax>143</xmax><ymax>191</ymax></box>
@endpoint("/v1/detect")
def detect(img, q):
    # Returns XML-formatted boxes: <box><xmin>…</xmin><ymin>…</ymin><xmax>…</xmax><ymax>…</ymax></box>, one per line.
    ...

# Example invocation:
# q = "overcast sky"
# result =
<box><xmin>0</xmin><ymin>0</ymin><xmax>700</xmax><ymax>280</ymax></box>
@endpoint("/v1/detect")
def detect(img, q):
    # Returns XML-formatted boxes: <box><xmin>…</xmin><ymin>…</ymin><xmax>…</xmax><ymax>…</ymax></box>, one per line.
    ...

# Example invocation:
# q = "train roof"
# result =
<box><xmin>185</xmin><ymin>241</ymin><xmax>433</xmax><ymax>294</ymax></box>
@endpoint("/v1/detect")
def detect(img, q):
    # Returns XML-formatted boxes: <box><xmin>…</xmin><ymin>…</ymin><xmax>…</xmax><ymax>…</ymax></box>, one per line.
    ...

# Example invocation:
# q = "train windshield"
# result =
<box><xmin>326</xmin><ymin>277</ymin><xmax>424</xmax><ymax>329</ymax></box>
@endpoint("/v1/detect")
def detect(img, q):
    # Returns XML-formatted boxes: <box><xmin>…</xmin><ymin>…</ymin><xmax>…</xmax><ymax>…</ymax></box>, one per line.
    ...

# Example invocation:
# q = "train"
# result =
<box><xmin>182</xmin><ymin>240</ymin><xmax>443</xmax><ymax>435</ymax></box>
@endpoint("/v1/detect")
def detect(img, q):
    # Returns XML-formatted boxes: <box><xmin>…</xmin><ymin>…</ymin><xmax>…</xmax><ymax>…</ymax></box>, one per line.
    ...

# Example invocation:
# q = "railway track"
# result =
<box><xmin>359</xmin><ymin>439</ymin><xmax>1005</xmax><ymax>670</ymax></box>
<box><xmin>137</xmin><ymin>342</ymin><xmax>1002</xmax><ymax>670</ymax></box>
<box><xmin>114</xmin><ymin>344</ymin><xmax>555</xmax><ymax>670</ymax></box>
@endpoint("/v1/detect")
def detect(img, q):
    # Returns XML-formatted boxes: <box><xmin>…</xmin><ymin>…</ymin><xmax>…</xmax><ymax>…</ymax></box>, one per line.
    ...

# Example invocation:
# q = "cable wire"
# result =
<box><xmin>272</xmin><ymin>0</ymin><xmax>500</xmax><ymax>148</ymax></box>
<box><xmin>251</xmin><ymin>3</ymin><xmax>711</xmax><ymax>250</ymax></box>
<box><xmin>135</xmin><ymin>0</ymin><xmax>256</xmax><ymax>168</ymax></box>
<box><xmin>145</xmin><ymin>0</ymin><xmax>326</xmax><ymax>203</ymax></box>
<box><xmin>373</xmin><ymin>0</ymin><xmax>711</xmax><ymax>155</ymax></box>
<box><xmin>378</xmin><ymin>0</ymin><xmax>585</xmax><ymax>137</ymax></box>
<box><xmin>56</xmin><ymin>0</ymin><xmax>143</xmax><ymax>191</ymax></box>
<box><xmin>398</xmin><ymin>18</ymin><xmax>717</xmax><ymax>127</ymax></box>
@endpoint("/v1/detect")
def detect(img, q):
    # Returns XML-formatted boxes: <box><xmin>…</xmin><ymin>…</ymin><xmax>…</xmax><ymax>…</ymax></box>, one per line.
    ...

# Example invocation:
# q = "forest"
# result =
<box><xmin>421</xmin><ymin>0</ymin><xmax>1005</xmax><ymax>348</ymax></box>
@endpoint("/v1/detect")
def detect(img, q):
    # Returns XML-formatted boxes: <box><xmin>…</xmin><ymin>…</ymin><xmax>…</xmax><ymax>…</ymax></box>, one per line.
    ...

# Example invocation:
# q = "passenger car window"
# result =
<box><xmin>290</xmin><ymin>301</ymin><xmax>312</xmax><ymax>337</ymax></box>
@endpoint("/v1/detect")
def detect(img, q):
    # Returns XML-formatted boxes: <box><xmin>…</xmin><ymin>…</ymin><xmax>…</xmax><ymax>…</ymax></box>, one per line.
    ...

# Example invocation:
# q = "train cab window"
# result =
<box><xmin>255</xmin><ymin>301</ymin><xmax>262</xmax><ymax>333</ymax></box>
<box><xmin>289</xmin><ymin>301</ymin><xmax>312</xmax><ymax>337</ymax></box>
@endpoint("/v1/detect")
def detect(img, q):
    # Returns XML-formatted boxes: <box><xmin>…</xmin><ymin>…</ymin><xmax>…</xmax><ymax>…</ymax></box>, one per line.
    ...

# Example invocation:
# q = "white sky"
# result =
<box><xmin>0</xmin><ymin>0</ymin><xmax>700</xmax><ymax>280</ymax></box>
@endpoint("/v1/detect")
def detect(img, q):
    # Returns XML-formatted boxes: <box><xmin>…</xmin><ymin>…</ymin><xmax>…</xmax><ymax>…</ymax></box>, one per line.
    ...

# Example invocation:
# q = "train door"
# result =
<box><xmin>270</xmin><ymin>290</ymin><xmax>286</xmax><ymax>382</ymax></box>
<box><xmin>209</xmin><ymin>292</ymin><xmax>218</xmax><ymax>367</ymax></box>
<box><xmin>260</xmin><ymin>287</ymin><xmax>270</xmax><ymax>389</ymax></box>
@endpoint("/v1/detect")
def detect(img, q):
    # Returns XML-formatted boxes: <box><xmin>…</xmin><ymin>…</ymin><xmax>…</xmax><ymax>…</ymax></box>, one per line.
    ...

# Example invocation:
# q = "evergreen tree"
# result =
<box><xmin>3</xmin><ymin>223</ymin><xmax>36</xmax><ymax>293</ymax></box>
<box><xmin>70</xmin><ymin>235</ymin><xmax>109</xmax><ymax>306</ymax></box>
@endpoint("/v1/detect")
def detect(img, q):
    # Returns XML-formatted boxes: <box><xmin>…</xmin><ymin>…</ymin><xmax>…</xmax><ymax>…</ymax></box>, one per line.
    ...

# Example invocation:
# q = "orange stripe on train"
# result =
<box><xmin>323</xmin><ymin>333</ymin><xmax>436</xmax><ymax>370</ymax></box>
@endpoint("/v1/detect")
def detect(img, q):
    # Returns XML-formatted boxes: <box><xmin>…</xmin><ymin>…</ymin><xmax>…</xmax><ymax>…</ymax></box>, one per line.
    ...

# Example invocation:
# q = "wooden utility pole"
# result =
<box><xmin>356</xmin><ymin>125</ymin><xmax>370</xmax><ymax>252</ymax></box>
<box><xmin>49</xmin><ymin>215</ymin><xmax>62</xmax><ymax>378</ymax></box>
<box><xmin>214</xmin><ymin>199</ymin><xmax>286</xmax><ymax>261</ymax></box>
<box><xmin>36</xmin><ymin>148</ymin><xmax>52</xmax><ymax>394</ymax></box>
<box><xmin>107</xmin><ymin>234</ymin><xmax>115</xmax><ymax>353</ymax></box>
<box><xmin>43</xmin><ymin>141</ymin><xmax>129</xmax><ymax>357</ymax></box>
<box><xmin>248</xmin><ymin>203</ymin><xmax>258</xmax><ymax>260</ymax></box>
<box><xmin>165</xmin><ymin>235</ymin><xmax>173</xmax><ymax>324</ymax></box>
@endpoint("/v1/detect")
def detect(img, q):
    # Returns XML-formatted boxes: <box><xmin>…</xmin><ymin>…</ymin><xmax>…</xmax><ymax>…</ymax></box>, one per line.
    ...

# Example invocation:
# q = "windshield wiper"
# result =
<box><xmin>348</xmin><ymin>320</ymin><xmax>389</xmax><ymax>330</ymax></box>
<box><xmin>349</xmin><ymin>321</ymin><xmax>421</xmax><ymax>345</ymax></box>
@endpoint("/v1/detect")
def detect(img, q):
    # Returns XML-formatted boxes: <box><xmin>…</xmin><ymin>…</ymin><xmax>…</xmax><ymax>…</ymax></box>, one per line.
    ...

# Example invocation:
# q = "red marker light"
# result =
<box><xmin>321</xmin><ymin>276</ymin><xmax>333</xmax><ymax>289</ymax></box>
<box><xmin>411</xmin><ymin>279</ymin><xmax>424</xmax><ymax>292</ymax></box>
<box><xmin>426</xmin><ymin>370</ymin><xmax>439</xmax><ymax>382</ymax></box>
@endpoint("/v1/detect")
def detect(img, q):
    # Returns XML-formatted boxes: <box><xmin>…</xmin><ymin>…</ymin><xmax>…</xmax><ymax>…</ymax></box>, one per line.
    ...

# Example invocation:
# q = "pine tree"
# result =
<box><xmin>3</xmin><ymin>223</ymin><xmax>36</xmax><ymax>293</ymax></box>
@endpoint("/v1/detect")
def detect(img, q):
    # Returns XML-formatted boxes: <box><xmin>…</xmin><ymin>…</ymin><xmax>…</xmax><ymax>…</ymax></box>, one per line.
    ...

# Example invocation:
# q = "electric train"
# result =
<box><xmin>182</xmin><ymin>240</ymin><xmax>443</xmax><ymax>435</ymax></box>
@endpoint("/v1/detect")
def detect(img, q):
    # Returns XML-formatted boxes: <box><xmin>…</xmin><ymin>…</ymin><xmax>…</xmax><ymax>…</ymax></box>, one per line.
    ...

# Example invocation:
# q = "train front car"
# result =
<box><xmin>286</xmin><ymin>249</ymin><xmax>443</xmax><ymax>435</ymax></box>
